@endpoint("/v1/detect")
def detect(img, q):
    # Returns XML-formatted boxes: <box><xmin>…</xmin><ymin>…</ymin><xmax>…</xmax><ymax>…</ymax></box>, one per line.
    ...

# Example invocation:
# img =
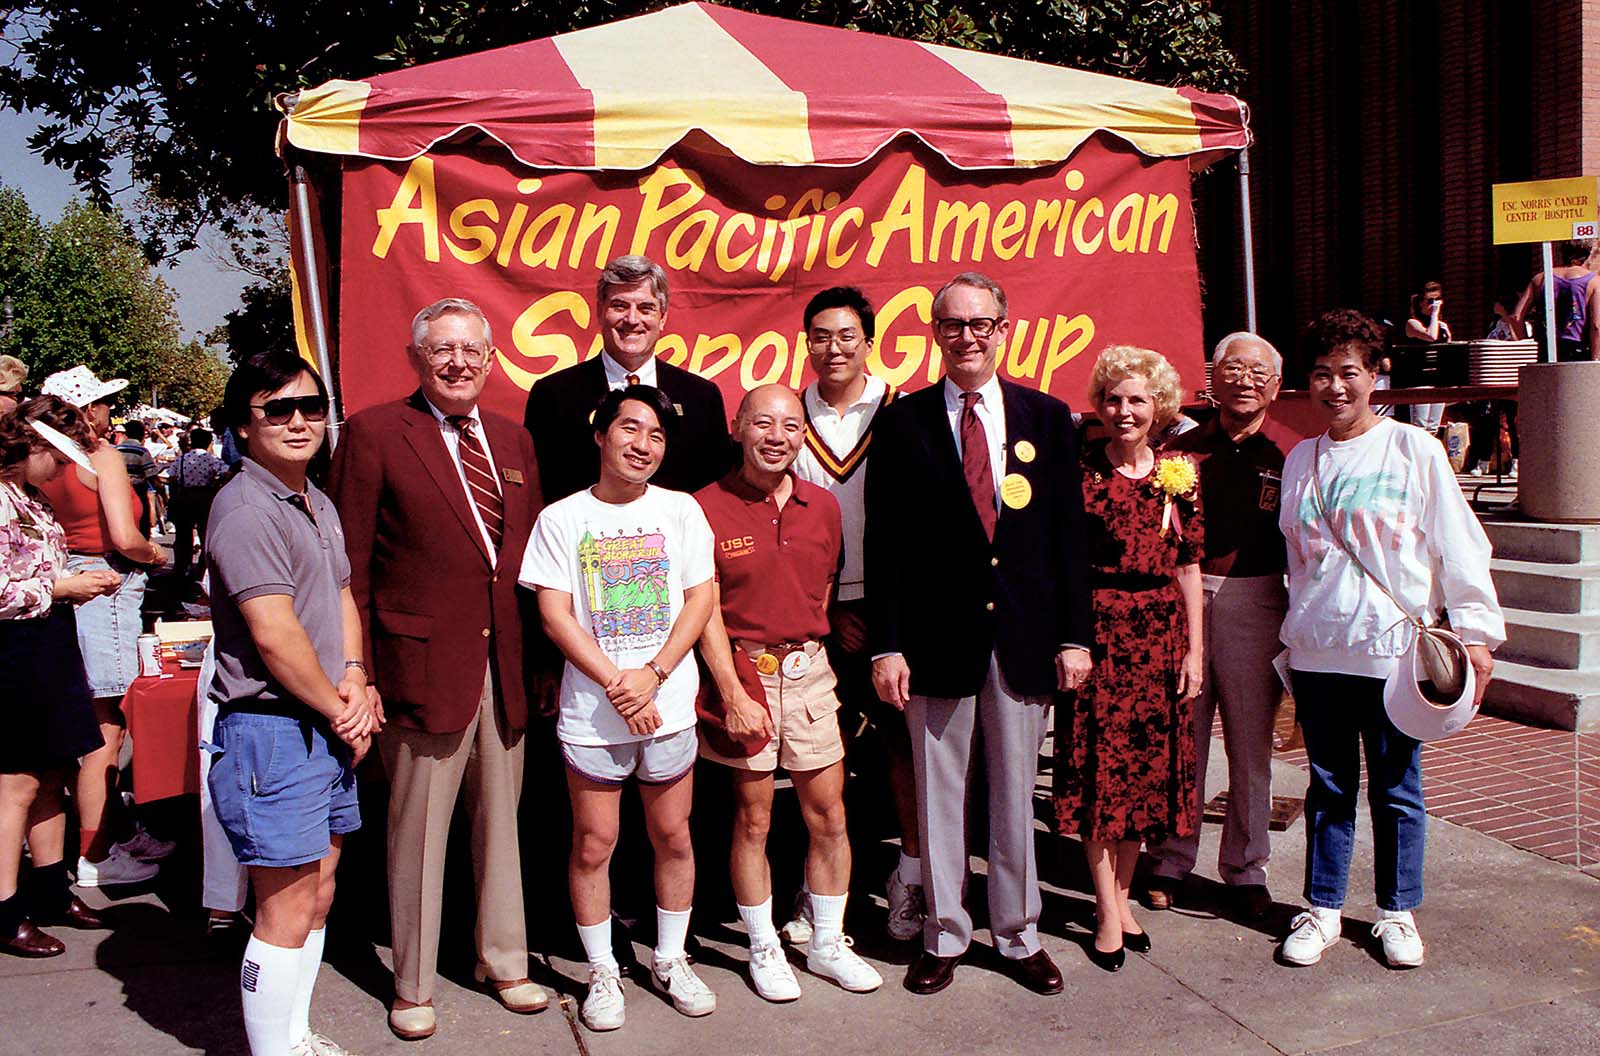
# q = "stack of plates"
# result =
<box><xmin>1467</xmin><ymin>339</ymin><xmax>1538</xmax><ymax>386</ymax></box>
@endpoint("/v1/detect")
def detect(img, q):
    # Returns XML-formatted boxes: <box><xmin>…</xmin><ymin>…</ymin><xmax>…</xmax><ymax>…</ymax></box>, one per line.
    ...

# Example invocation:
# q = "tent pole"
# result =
<box><xmin>290</xmin><ymin>161</ymin><xmax>340</xmax><ymax>446</ymax></box>
<box><xmin>1238</xmin><ymin>147</ymin><xmax>1258</xmax><ymax>333</ymax></box>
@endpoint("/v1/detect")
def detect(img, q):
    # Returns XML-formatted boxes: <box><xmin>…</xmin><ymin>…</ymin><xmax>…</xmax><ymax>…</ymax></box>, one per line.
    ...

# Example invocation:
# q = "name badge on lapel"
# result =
<box><xmin>502</xmin><ymin>468</ymin><xmax>525</xmax><ymax>485</ymax></box>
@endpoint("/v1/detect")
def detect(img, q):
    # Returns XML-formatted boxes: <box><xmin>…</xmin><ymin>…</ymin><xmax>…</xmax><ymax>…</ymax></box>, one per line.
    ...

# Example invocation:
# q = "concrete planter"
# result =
<box><xmin>1519</xmin><ymin>361</ymin><xmax>1600</xmax><ymax>523</ymax></box>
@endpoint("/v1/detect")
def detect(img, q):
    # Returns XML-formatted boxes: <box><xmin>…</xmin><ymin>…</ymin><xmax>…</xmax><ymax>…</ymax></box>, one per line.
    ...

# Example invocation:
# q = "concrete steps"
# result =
<box><xmin>1481</xmin><ymin>519</ymin><xmax>1600</xmax><ymax>731</ymax></box>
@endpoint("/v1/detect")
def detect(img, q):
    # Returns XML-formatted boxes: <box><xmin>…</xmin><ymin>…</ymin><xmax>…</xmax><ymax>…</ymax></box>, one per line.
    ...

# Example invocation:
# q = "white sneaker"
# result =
<box><xmin>293</xmin><ymin>1031</ymin><xmax>356</xmax><ymax>1056</ymax></box>
<box><xmin>885</xmin><ymin>873</ymin><xmax>925</xmax><ymax>942</ymax></box>
<box><xmin>121</xmin><ymin>826</ymin><xmax>177</xmax><ymax>863</ymax></box>
<box><xmin>748</xmin><ymin>942</ymin><xmax>801</xmax><ymax>1002</ymax></box>
<box><xmin>805</xmin><ymin>934</ymin><xmax>883</xmax><ymax>993</ymax></box>
<box><xmin>580</xmin><ymin>964</ymin><xmax>625</xmax><ymax>1032</ymax></box>
<box><xmin>651</xmin><ymin>953</ymin><xmax>716</xmax><ymax>1017</ymax></box>
<box><xmin>1509</xmin><ymin>459</ymin><xmax>1519</xmax><ymax>477</ymax></box>
<box><xmin>1467</xmin><ymin>461</ymin><xmax>1487</xmax><ymax>477</ymax></box>
<box><xmin>1372</xmin><ymin>910</ymin><xmax>1425</xmax><ymax>968</ymax></box>
<box><xmin>778</xmin><ymin>891</ymin><xmax>812</xmax><ymax>946</ymax></box>
<box><xmin>1280</xmin><ymin>908</ymin><xmax>1341</xmax><ymax>966</ymax></box>
<box><xmin>75</xmin><ymin>846</ymin><xmax>158</xmax><ymax>888</ymax></box>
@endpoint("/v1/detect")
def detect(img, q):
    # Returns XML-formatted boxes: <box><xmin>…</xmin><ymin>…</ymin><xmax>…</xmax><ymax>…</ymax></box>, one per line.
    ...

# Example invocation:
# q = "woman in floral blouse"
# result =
<box><xmin>0</xmin><ymin>398</ymin><xmax>121</xmax><ymax>957</ymax></box>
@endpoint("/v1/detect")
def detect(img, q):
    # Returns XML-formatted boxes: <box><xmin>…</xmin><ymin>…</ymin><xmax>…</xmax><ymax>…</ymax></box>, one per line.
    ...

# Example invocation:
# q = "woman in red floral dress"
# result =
<box><xmin>1053</xmin><ymin>346</ymin><xmax>1204</xmax><ymax>972</ymax></box>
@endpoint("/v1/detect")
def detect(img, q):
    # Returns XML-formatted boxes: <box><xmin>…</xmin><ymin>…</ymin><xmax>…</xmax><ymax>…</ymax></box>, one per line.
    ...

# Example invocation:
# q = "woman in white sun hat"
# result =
<box><xmin>36</xmin><ymin>366</ymin><xmax>171</xmax><ymax>889</ymax></box>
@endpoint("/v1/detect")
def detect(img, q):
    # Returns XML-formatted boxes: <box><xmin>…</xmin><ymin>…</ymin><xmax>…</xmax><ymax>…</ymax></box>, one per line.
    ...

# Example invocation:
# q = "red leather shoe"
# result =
<box><xmin>2</xmin><ymin>918</ymin><xmax>66</xmax><ymax>958</ymax></box>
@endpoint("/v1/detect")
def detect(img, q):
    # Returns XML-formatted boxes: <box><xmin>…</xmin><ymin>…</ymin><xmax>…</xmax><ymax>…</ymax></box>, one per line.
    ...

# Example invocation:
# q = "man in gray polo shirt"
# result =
<box><xmin>206</xmin><ymin>348</ymin><xmax>381</xmax><ymax>1056</ymax></box>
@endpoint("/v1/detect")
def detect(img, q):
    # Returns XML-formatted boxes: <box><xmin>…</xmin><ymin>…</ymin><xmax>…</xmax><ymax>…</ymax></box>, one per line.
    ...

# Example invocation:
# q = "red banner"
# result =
<box><xmin>336</xmin><ymin>136</ymin><xmax>1205</xmax><ymax>422</ymax></box>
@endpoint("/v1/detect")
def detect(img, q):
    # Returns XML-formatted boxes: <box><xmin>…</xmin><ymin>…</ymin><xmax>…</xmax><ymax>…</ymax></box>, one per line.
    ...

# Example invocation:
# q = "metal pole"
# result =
<box><xmin>289</xmin><ymin>161</ymin><xmax>341</xmax><ymax>446</ymax></box>
<box><xmin>1540</xmin><ymin>240</ymin><xmax>1558</xmax><ymax>364</ymax></box>
<box><xmin>1238</xmin><ymin>147</ymin><xmax>1258</xmax><ymax>333</ymax></box>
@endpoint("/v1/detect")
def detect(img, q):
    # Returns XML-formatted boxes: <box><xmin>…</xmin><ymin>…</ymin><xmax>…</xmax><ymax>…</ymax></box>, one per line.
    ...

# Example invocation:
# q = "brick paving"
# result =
<box><xmin>1261</xmin><ymin>706</ymin><xmax>1600</xmax><ymax>869</ymax></box>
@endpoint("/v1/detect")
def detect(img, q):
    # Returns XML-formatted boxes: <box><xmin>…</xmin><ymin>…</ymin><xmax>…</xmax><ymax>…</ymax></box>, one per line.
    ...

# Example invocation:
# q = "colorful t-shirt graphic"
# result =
<box><xmin>521</xmin><ymin>486</ymin><xmax>714</xmax><ymax>746</ymax></box>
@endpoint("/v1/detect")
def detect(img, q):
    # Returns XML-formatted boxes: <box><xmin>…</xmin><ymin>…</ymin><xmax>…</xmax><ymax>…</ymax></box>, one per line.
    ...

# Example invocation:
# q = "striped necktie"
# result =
<box><xmin>446</xmin><ymin>415</ymin><xmax>503</xmax><ymax>550</ymax></box>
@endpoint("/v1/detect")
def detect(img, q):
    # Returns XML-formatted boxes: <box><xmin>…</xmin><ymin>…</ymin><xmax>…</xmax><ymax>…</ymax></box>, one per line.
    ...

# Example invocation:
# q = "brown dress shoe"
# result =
<box><xmin>1012</xmin><ymin>949</ymin><xmax>1064</xmax><ymax>994</ymax></box>
<box><xmin>1235</xmin><ymin>884</ymin><xmax>1273</xmax><ymax>919</ymax></box>
<box><xmin>2</xmin><ymin>919</ymin><xmax>66</xmax><ymax>958</ymax></box>
<box><xmin>1143</xmin><ymin>878</ymin><xmax>1178</xmax><ymax>911</ymax></box>
<box><xmin>903</xmin><ymin>950</ymin><xmax>961</xmax><ymax>995</ymax></box>
<box><xmin>48</xmin><ymin>895</ymin><xmax>105</xmax><ymax>930</ymax></box>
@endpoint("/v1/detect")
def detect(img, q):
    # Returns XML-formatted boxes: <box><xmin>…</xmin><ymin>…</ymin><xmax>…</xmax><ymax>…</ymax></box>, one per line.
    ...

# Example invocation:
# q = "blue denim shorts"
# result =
<box><xmin>66</xmin><ymin>554</ymin><xmax>146</xmax><ymax>698</ymax></box>
<box><xmin>206</xmin><ymin>712</ymin><xmax>361</xmax><ymax>868</ymax></box>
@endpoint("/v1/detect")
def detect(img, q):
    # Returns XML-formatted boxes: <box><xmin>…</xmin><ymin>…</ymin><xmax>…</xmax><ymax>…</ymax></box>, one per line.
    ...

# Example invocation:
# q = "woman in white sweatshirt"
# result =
<box><xmin>1277</xmin><ymin>309</ymin><xmax>1503</xmax><ymax>970</ymax></box>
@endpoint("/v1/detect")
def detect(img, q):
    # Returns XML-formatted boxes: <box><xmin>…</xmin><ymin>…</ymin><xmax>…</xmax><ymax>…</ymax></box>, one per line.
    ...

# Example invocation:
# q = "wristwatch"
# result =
<box><xmin>344</xmin><ymin>659</ymin><xmax>368</xmax><ymax>677</ymax></box>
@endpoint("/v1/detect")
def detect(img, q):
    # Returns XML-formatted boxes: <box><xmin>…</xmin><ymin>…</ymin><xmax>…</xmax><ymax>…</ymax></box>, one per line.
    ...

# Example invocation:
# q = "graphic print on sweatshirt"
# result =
<box><xmin>1285</xmin><ymin>467</ymin><xmax>1417</xmax><ymax>582</ymax></box>
<box><xmin>576</xmin><ymin>530</ymin><xmax>672</xmax><ymax>647</ymax></box>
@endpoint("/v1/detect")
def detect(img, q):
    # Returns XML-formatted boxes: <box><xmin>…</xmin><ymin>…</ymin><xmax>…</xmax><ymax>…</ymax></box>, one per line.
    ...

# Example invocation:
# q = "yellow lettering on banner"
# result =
<box><xmin>1056</xmin><ymin>170</ymin><xmax>1085</xmax><ymax>257</ymax></box>
<box><xmin>519</xmin><ymin>203</ymin><xmax>575</xmax><ymax>269</ymax></box>
<box><xmin>667</xmin><ymin>209</ymin><xmax>718</xmax><ymax>270</ymax></box>
<box><xmin>756</xmin><ymin>208</ymin><xmax>780</xmax><ymax>272</ymax></box>
<box><xmin>740</xmin><ymin>331</ymin><xmax>789</xmax><ymax>388</ymax></box>
<box><xmin>445</xmin><ymin>198</ymin><xmax>499</xmax><ymax>265</ymax></box>
<box><xmin>767</xmin><ymin>216</ymin><xmax>806</xmax><ymax>283</ymax></box>
<box><xmin>1071</xmin><ymin>196</ymin><xmax>1105</xmax><ymax>254</ymax></box>
<box><xmin>991</xmin><ymin>201</ymin><xmax>1027</xmax><ymax>260</ymax></box>
<box><xmin>868</xmin><ymin>165</ymin><xmax>927</xmax><ymax>266</ymax></box>
<box><xmin>1141</xmin><ymin>194</ymin><xmax>1178</xmax><ymax>253</ymax></box>
<box><xmin>631</xmin><ymin>167</ymin><xmax>706</xmax><ymax>256</ymax></box>
<box><xmin>496</xmin><ymin>179</ymin><xmax>541</xmax><ymax>268</ymax></box>
<box><xmin>1040</xmin><ymin>314</ymin><xmax>1096</xmax><ymax>392</ymax></box>
<box><xmin>931</xmin><ymin>200</ymin><xmax>990</xmax><ymax>263</ymax></box>
<box><xmin>569</xmin><ymin>203</ymin><xmax>620</xmax><ymax>270</ymax></box>
<box><xmin>826</xmin><ymin>208</ymin><xmax>864</xmax><ymax>267</ymax></box>
<box><xmin>507</xmin><ymin>291</ymin><xmax>591</xmax><ymax>385</ymax></box>
<box><xmin>715</xmin><ymin>213</ymin><xmax>758</xmax><ymax>272</ymax></box>
<box><xmin>689</xmin><ymin>333</ymin><xmax>743</xmax><ymax>378</ymax></box>
<box><xmin>1026</xmin><ymin>199</ymin><xmax>1062</xmax><ymax>259</ymax></box>
<box><xmin>1108</xmin><ymin>193</ymin><xmax>1143</xmax><ymax>253</ymax></box>
<box><xmin>869</xmin><ymin>286</ymin><xmax>933</xmax><ymax>387</ymax></box>
<box><xmin>657</xmin><ymin>333</ymin><xmax>689</xmax><ymax>367</ymax></box>
<box><xmin>372</xmin><ymin>156</ymin><xmax>439</xmax><ymax>262</ymax></box>
<box><xmin>1005</xmin><ymin>317</ymin><xmax>1051</xmax><ymax>378</ymax></box>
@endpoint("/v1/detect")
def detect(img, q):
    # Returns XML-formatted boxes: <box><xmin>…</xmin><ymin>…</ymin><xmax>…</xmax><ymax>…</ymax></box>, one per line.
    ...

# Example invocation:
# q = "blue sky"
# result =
<box><xmin>0</xmin><ymin>108</ymin><xmax>251</xmax><ymax>341</ymax></box>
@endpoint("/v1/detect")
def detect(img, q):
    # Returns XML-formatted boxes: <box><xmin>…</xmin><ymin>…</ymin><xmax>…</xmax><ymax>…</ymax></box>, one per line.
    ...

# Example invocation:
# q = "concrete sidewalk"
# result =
<box><xmin>3</xmin><ymin>747</ymin><xmax>1597</xmax><ymax>1056</ymax></box>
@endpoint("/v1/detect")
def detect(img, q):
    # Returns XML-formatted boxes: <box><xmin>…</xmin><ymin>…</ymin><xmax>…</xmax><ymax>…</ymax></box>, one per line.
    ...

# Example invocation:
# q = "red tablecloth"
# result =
<box><xmin>122</xmin><ymin>661</ymin><xmax>201</xmax><ymax>803</ymax></box>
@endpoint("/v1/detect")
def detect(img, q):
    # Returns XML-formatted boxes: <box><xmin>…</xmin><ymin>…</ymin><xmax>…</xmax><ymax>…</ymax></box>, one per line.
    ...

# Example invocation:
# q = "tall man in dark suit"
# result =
<box><xmin>330</xmin><ymin>297</ymin><xmax>547</xmax><ymax>1042</ymax></box>
<box><xmin>524</xmin><ymin>255</ymin><xmax>730</xmax><ymax>501</ymax></box>
<box><xmin>866</xmin><ymin>273</ymin><xmax>1094</xmax><ymax>996</ymax></box>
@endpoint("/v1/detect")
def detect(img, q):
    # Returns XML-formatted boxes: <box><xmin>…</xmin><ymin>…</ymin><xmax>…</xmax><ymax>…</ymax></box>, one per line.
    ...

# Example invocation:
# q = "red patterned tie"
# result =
<box><xmin>446</xmin><ymin>416</ymin><xmax>503</xmax><ymax>550</ymax></box>
<box><xmin>960</xmin><ymin>391</ymin><xmax>996</xmax><ymax>541</ymax></box>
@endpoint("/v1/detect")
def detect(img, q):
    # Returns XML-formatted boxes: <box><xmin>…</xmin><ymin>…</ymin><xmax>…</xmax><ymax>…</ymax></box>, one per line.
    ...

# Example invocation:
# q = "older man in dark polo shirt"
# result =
<box><xmin>1147</xmin><ymin>331</ymin><xmax>1294</xmax><ymax>918</ymax></box>
<box><xmin>696</xmin><ymin>384</ymin><xmax>883</xmax><ymax>1003</ymax></box>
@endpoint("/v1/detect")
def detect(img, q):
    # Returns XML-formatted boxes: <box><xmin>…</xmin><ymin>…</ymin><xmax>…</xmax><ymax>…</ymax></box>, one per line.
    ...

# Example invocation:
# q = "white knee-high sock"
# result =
<box><xmin>288</xmin><ymin>927</ymin><xmax>325</xmax><ymax>1044</ymax></box>
<box><xmin>241</xmin><ymin>935</ymin><xmax>301</xmax><ymax>1056</ymax></box>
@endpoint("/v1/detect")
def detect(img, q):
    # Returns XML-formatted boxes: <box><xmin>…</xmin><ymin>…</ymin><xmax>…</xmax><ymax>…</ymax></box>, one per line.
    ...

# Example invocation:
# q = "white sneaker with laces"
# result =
<box><xmin>1372</xmin><ymin>910</ymin><xmax>1425</xmax><ymax>968</ymax></box>
<box><xmin>651</xmin><ymin>954</ymin><xmax>717</xmax><ymax>1017</ymax></box>
<box><xmin>1280</xmin><ymin>908</ymin><xmax>1341</xmax><ymax>966</ymax></box>
<box><xmin>581</xmin><ymin>964</ymin><xmax>626</xmax><ymax>1032</ymax></box>
<box><xmin>293</xmin><ymin>1031</ymin><xmax>356</xmax><ymax>1056</ymax></box>
<box><xmin>778</xmin><ymin>890</ymin><xmax>813</xmax><ymax>946</ymax></box>
<box><xmin>805</xmin><ymin>934</ymin><xmax>883</xmax><ymax>993</ymax></box>
<box><xmin>748</xmin><ymin>942</ymin><xmax>802</xmax><ymax>1002</ymax></box>
<box><xmin>885</xmin><ymin>873</ymin><xmax>925</xmax><ymax>942</ymax></box>
<box><xmin>75</xmin><ymin>845</ymin><xmax>158</xmax><ymax>888</ymax></box>
<box><xmin>122</xmin><ymin>827</ymin><xmax>177</xmax><ymax>863</ymax></box>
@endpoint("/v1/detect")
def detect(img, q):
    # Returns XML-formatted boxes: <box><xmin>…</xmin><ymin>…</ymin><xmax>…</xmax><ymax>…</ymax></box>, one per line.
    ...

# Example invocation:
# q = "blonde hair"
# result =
<box><xmin>1087</xmin><ymin>345</ymin><xmax>1184</xmax><ymax>427</ymax></box>
<box><xmin>0</xmin><ymin>354</ymin><xmax>26</xmax><ymax>394</ymax></box>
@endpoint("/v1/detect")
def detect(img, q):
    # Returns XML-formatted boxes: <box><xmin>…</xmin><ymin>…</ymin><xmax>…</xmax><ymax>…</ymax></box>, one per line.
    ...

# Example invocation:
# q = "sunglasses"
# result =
<box><xmin>249</xmin><ymin>394</ymin><xmax>330</xmax><ymax>426</ymax></box>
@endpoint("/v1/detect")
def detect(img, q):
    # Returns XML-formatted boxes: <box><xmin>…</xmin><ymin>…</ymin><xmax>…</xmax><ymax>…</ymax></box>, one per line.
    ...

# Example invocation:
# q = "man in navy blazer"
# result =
<box><xmin>865</xmin><ymin>272</ymin><xmax>1094</xmax><ymax>996</ymax></box>
<box><xmin>523</xmin><ymin>255</ymin><xmax>731</xmax><ymax>502</ymax></box>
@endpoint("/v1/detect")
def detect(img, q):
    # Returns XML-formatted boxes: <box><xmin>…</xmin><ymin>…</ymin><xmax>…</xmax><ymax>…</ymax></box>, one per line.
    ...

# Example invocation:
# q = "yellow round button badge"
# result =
<box><xmin>755</xmin><ymin>652</ymin><xmax>780</xmax><ymax>676</ymax></box>
<box><xmin>1000</xmin><ymin>473</ymin><xmax>1032</xmax><ymax>510</ymax></box>
<box><xmin>1013</xmin><ymin>440</ymin><xmax>1036</xmax><ymax>463</ymax></box>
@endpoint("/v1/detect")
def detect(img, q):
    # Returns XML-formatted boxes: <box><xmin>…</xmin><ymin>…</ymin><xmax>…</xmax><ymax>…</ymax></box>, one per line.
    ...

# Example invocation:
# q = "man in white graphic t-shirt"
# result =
<box><xmin>519</xmin><ymin>384</ymin><xmax>716</xmax><ymax>1033</ymax></box>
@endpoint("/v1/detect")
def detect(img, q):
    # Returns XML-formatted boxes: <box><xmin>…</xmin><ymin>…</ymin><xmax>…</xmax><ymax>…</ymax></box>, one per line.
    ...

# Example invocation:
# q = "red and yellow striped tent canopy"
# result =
<box><xmin>279</xmin><ymin>2</ymin><xmax>1249</xmax><ymax>172</ymax></box>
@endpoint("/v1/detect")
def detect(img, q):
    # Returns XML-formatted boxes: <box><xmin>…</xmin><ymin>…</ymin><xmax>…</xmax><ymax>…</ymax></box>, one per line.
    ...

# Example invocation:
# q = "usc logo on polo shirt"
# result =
<box><xmin>720</xmin><ymin>535</ymin><xmax>756</xmax><ymax>558</ymax></box>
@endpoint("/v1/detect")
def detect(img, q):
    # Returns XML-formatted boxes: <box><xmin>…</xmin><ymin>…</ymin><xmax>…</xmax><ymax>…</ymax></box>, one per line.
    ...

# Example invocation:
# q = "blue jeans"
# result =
<box><xmin>1290</xmin><ymin>669</ymin><xmax>1425</xmax><ymax>912</ymax></box>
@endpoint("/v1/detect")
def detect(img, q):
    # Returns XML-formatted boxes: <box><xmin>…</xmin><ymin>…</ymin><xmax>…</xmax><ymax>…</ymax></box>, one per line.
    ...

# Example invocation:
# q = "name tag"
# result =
<box><xmin>502</xmin><ymin>468</ymin><xmax>525</xmax><ymax>485</ymax></box>
<box><xmin>1258</xmin><ymin>470</ymin><xmax>1281</xmax><ymax>512</ymax></box>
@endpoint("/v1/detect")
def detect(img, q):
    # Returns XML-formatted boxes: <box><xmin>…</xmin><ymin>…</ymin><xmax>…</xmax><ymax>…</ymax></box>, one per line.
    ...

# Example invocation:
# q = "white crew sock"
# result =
<box><xmin>577</xmin><ymin>919</ymin><xmax>619</xmax><ymax>975</ymax></box>
<box><xmin>800</xmin><ymin>879</ymin><xmax>812</xmax><ymax>916</ymax></box>
<box><xmin>240</xmin><ymin>935</ymin><xmax>302</xmax><ymax>1056</ymax></box>
<box><xmin>738</xmin><ymin>897</ymin><xmax>780</xmax><ymax>949</ymax></box>
<box><xmin>288</xmin><ymin>927</ymin><xmax>324</xmax><ymax>1045</ymax></box>
<box><xmin>654</xmin><ymin>906</ymin><xmax>692</xmax><ymax>962</ymax></box>
<box><xmin>897</xmin><ymin>852</ymin><xmax>921</xmax><ymax>887</ymax></box>
<box><xmin>810</xmin><ymin>892</ymin><xmax>848</xmax><ymax>947</ymax></box>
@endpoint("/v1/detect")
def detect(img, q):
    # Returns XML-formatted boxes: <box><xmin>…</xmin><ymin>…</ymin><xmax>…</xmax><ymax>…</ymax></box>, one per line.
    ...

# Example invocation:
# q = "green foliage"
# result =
<box><xmin>206</xmin><ymin>267</ymin><xmax>295</xmax><ymax>367</ymax></box>
<box><xmin>149</xmin><ymin>338</ymin><xmax>231</xmax><ymax>417</ymax></box>
<box><xmin>1</xmin><ymin>1</ymin><xmax>1242</xmax><ymax>261</ymax></box>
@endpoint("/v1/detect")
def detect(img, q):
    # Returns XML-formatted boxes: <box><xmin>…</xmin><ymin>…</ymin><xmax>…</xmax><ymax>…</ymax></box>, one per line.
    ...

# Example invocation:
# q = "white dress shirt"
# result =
<box><xmin>423</xmin><ymin>397</ymin><xmax>501</xmax><ymax>563</ymax></box>
<box><xmin>600</xmin><ymin>351</ymin><xmax>659</xmax><ymax>390</ymax></box>
<box><xmin>942</xmin><ymin>373</ymin><xmax>1006</xmax><ymax>510</ymax></box>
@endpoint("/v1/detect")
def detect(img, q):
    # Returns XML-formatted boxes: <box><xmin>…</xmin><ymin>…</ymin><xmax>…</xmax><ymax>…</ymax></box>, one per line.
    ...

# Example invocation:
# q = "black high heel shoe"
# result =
<box><xmin>1087</xmin><ymin>942</ymin><xmax>1126</xmax><ymax>972</ymax></box>
<box><xmin>1123</xmin><ymin>930</ymin><xmax>1151</xmax><ymax>954</ymax></box>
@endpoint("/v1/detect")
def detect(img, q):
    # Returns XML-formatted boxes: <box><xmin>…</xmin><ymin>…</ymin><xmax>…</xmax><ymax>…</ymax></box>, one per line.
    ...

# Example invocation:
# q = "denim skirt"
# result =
<box><xmin>66</xmin><ymin>553</ymin><xmax>147</xmax><ymax>698</ymax></box>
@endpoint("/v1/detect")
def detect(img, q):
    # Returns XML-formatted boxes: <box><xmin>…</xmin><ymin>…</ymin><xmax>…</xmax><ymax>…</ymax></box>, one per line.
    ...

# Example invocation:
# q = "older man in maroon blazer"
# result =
<box><xmin>330</xmin><ymin>297</ymin><xmax>546</xmax><ymax>1042</ymax></box>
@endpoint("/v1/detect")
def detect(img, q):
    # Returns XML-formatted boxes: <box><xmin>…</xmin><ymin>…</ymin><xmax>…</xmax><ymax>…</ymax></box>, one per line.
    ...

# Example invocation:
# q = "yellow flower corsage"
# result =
<box><xmin>1151</xmin><ymin>455</ymin><xmax>1198</xmax><ymax>536</ymax></box>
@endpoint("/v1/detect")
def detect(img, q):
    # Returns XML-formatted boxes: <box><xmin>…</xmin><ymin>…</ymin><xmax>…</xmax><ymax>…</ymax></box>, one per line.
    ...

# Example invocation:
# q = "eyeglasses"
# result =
<box><xmin>249</xmin><ymin>395</ymin><xmax>330</xmax><ymax>426</ymax></box>
<box><xmin>934</xmin><ymin>317</ymin><xmax>1000</xmax><ymax>340</ymax></box>
<box><xmin>808</xmin><ymin>330</ymin><xmax>864</xmax><ymax>351</ymax></box>
<box><xmin>1215</xmin><ymin>364</ymin><xmax>1279</xmax><ymax>386</ymax></box>
<box><xmin>420</xmin><ymin>342</ymin><xmax>491</xmax><ymax>368</ymax></box>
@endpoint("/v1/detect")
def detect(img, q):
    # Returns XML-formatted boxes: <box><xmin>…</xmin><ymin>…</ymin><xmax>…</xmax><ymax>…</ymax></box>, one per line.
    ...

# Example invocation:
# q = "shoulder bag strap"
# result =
<box><xmin>1309</xmin><ymin>435</ymin><xmax>1425</xmax><ymax>633</ymax></box>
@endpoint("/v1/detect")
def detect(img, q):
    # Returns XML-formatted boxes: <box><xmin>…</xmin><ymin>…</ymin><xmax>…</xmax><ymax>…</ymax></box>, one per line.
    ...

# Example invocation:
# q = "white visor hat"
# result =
<box><xmin>28</xmin><ymin>419</ymin><xmax>98</xmax><ymax>477</ymax></box>
<box><xmin>1383</xmin><ymin>626</ymin><xmax>1478</xmax><ymax>742</ymax></box>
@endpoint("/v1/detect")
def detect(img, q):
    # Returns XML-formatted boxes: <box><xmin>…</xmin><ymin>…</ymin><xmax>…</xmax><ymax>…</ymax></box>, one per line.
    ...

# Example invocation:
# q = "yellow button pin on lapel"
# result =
<box><xmin>1000</xmin><ymin>473</ymin><xmax>1033</xmax><ymax>510</ymax></box>
<box><xmin>755</xmin><ymin>652</ymin><xmax>781</xmax><ymax>676</ymax></box>
<box><xmin>1013</xmin><ymin>440</ymin><xmax>1036</xmax><ymax>464</ymax></box>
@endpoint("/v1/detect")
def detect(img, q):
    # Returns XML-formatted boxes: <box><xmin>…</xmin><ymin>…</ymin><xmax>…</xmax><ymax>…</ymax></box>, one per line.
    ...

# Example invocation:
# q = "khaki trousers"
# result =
<box><xmin>382</xmin><ymin>666</ymin><xmax>527</xmax><ymax>1004</ymax></box>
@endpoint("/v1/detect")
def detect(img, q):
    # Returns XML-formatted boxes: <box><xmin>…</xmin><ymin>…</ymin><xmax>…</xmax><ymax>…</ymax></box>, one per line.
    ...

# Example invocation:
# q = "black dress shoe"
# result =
<box><xmin>1012</xmin><ymin>949</ymin><xmax>1063</xmax><ymax>994</ymax></box>
<box><xmin>1122</xmin><ymin>930</ymin><xmax>1151</xmax><ymax>954</ymax></box>
<box><xmin>1086</xmin><ymin>942</ymin><xmax>1125</xmax><ymax>973</ymax></box>
<box><xmin>1235</xmin><ymin>884</ymin><xmax>1273</xmax><ymax>920</ymax></box>
<box><xmin>1</xmin><ymin>919</ymin><xmax>66</xmax><ymax>958</ymax></box>
<box><xmin>904</xmin><ymin>951</ymin><xmax>961</xmax><ymax>994</ymax></box>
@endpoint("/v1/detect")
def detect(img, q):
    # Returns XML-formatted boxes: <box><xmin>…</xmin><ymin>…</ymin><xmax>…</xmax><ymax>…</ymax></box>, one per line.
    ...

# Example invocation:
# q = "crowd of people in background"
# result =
<box><xmin>0</xmin><ymin>252</ymin><xmax>1512</xmax><ymax>1056</ymax></box>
